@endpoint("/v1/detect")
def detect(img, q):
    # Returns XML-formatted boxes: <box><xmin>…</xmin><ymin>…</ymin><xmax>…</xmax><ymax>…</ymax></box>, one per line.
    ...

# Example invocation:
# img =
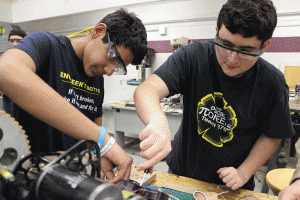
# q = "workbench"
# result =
<box><xmin>130</xmin><ymin>167</ymin><xmax>278</xmax><ymax>200</ymax></box>
<box><xmin>102</xmin><ymin>102</ymin><xmax>182</xmax><ymax>148</ymax></box>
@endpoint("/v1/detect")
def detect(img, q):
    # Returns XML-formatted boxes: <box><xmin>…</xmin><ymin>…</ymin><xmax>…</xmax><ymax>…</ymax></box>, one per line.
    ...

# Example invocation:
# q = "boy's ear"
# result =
<box><xmin>91</xmin><ymin>23</ymin><xmax>107</xmax><ymax>38</ymax></box>
<box><xmin>260</xmin><ymin>39</ymin><xmax>271</xmax><ymax>55</ymax></box>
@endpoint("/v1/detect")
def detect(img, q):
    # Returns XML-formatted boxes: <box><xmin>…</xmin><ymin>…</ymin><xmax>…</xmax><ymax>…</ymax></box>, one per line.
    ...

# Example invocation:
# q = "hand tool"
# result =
<box><xmin>139</xmin><ymin>168</ymin><xmax>150</xmax><ymax>186</ymax></box>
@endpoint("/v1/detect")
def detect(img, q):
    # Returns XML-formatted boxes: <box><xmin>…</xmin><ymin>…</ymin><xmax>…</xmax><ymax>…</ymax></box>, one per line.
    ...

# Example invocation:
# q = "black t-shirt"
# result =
<box><xmin>155</xmin><ymin>41</ymin><xmax>294</xmax><ymax>190</ymax></box>
<box><xmin>13</xmin><ymin>31</ymin><xmax>104</xmax><ymax>153</ymax></box>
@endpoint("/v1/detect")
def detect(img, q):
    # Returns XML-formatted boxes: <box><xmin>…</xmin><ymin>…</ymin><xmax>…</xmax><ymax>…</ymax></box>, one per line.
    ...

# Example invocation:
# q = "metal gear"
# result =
<box><xmin>0</xmin><ymin>110</ymin><xmax>31</xmax><ymax>171</ymax></box>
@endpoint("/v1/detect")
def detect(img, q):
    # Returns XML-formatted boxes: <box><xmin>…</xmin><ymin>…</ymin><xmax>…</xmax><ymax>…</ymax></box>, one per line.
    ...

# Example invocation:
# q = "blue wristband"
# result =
<box><xmin>98</xmin><ymin>126</ymin><xmax>106</xmax><ymax>148</ymax></box>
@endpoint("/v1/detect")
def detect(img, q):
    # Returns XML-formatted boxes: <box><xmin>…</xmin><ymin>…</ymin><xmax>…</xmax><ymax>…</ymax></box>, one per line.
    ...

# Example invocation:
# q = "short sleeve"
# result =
<box><xmin>97</xmin><ymin>76</ymin><xmax>105</xmax><ymax>118</ymax></box>
<box><xmin>154</xmin><ymin>43</ymin><xmax>197</xmax><ymax>96</ymax></box>
<box><xmin>259</xmin><ymin>75</ymin><xmax>294</xmax><ymax>139</ymax></box>
<box><xmin>12</xmin><ymin>31</ymin><xmax>52</xmax><ymax>72</ymax></box>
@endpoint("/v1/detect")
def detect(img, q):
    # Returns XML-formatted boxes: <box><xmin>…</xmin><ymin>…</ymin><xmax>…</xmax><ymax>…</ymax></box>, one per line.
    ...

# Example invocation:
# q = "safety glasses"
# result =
<box><xmin>107</xmin><ymin>32</ymin><xmax>127</xmax><ymax>75</ymax></box>
<box><xmin>214</xmin><ymin>34</ymin><xmax>263</xmax><ymax>60</ymax></box>
<box><xmin>8</xmin><ymin>39</ymin><xmax>22</xmax><ymax>43</ymax></box>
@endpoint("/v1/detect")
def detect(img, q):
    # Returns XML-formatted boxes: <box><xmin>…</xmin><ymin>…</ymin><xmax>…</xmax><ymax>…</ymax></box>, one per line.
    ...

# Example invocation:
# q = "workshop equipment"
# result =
<box><xmin>140</xmin><ymin>168</ymin><xmax>150</xmax><ymax>186</ymax></box>
<box><xmin>0</xmin><ymin>112</ymin><xmax>129</xmax><ymax>200</ymax></box>
<box><xmin>127</xmin><ymin>48</ymin><xmax>155</xmax><ymax>85</ymax></box>
<box><xmin>295</xmin><ymin>82</ymin><xmax>300</xmax><ymax>99</ymax></box>
<box><xmin>0</xmin><ymin>139</ymin><xmax>168</xmax><ymax>199</ymax></box>
<box><xmin>0</xmin><ymin>110</ymin><xmax>168</xmax><ymax>199</ymax></box>
<box><xmin>139</xmin><ymin>168</ymin><xmax>156</xmax><ymax>188</ymax></box>
<box><xmin>0</xmin><ymin>110</ymin><xmax>31</xmax><ymax>172</ymax></box>
<box><xmin>0</xmin><ymin>140</ymin><xmax>128</xmax><ymax>200</ymax></box>
<box><xmin>0</xmin><ymin>141</ymin><xmax>154</xmax><ymax>200</ymax></box>
<box><xmin>170</xmin><ymin>36</ymin><xmax>191</xmax><ymax>52</ymax></box>
<box><xmin>120</xmin><ymin>180</ymin><xmax>169</xmax><ymax>200</ymax></box>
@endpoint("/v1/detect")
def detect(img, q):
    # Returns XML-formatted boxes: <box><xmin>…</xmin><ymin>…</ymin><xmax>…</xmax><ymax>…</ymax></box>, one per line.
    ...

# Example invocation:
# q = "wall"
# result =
<box><xmin>110</xmin><ymin>8</ymin><xmax>300</xmax><ymax>101</ymax></box>
<box><xmin>10</xmin><ymin>0</ymin><xmax>160</xmax><ymax>23</ymax></box>
<box><xmin>0</xmin><ymin>0</ymin><xmax>13</xmax><ymax>53</ymax></box>
<box><xmin>1</xmin><ymin>0</ymin><xmax>300</xmax><ymax>102</ymax></box>
<box><xmin>0</xmin><ymin>0</ymin><xmax>12</xmax><ymax>23</ymax></box>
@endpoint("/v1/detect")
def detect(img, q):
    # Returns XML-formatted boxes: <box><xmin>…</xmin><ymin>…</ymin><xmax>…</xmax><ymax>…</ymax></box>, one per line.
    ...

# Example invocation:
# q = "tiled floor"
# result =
<box><xmin>123</xmin><ymin>137</ymin><xmax>297</xmax><ymax>195</ymax></box>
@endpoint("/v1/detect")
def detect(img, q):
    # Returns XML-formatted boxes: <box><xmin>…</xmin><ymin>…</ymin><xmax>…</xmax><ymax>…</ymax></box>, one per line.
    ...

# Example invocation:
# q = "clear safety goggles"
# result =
<box><xmin>214</xmin><ymin>33</ymin><xmax>263</xmax><ymax>61</ymax></box>
<box><xmin>107</xmin><ymin>33</ymin><xmax>127</xmax><ymax>75</ymax></box>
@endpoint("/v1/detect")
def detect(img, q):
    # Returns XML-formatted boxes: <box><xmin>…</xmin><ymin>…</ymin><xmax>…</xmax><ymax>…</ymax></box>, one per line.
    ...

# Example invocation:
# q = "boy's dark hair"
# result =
<box><xmin>98</xmin><ymin>9</ymin><xmax>147</xmax><ymax>65</ymax></box>
<box><xmin>8</xmin><ymin>29</ymin><xmax>27</xmax><ymax>40</ymax></box>
<box><xmin>217</xmin><ymin>0</ymin><xmax>277</xmax><ymax>44</ymax></box>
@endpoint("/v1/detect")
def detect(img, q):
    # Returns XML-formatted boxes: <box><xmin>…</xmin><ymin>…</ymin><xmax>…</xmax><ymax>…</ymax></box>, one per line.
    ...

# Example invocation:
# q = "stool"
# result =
<box><xmin>261</xmin><ymin>138</ymin><xmax>292</xmax><ymax>193</ymax></box>
<box><xmin>266</xmin><ymin>168</ymin><xmax>295</xmax><ymax>194</ymax></box>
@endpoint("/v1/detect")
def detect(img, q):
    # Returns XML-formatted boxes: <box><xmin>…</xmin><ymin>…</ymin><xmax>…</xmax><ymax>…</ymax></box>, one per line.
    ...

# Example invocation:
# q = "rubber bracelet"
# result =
<box><xmin>98</xmin><ymin>126</ymin><xmax>106</xmax><ymax>148</ymax></box>
<box><xmin>100</xmin><ymin>137</ymin><xmax>115</xmax><ymax>157</ymax></box>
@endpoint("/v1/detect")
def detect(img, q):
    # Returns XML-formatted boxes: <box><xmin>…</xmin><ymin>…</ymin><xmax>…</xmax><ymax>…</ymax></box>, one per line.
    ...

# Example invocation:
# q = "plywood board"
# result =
<box><xmin>130</xmin><ymin>167</ymin><xmax>278</xmax><ymax>200</ymax></box>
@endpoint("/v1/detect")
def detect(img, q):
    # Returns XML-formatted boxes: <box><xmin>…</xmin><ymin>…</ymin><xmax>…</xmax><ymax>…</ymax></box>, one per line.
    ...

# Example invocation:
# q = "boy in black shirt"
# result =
<box><xmin>0</xmin><ymin>9</ymin><xmax>147</xmax><ymax>185</ymax></box>
<box><xmin>134</xmin><ymin>0</ymin><xmax>294</xmax><ymax>190</ymax></box>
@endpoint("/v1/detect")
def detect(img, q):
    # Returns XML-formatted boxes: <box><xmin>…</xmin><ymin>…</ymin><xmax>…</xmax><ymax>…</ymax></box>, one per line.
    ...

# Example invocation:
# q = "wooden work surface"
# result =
<box><xmin>130</xmin><ymin>167</ymin><xmax>277</xmax><ymax>200</ymax></box>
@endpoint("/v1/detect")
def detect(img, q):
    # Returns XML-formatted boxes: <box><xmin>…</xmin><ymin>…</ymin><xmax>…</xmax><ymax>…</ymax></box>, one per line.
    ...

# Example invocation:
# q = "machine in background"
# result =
<box><xmin>170</xmin><ymin>36</ymin><xmax>191</xmax><ymax>52</ymax></box>
<box><xmin>127</xmin><ymin>48</ymin><xmax>155</xmax><ymax>86</ymax></box>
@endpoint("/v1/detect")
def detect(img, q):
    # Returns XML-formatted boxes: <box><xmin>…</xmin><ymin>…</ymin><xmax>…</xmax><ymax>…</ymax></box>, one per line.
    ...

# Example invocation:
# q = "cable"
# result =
<box><xmin>120</xmin><ymin>182</ymin><xmax>179</xmax><ymax>200</ymax></box>
<box><xmin>67</xmin><ymin>27</ymin><xmax>94</xmax><ymax>38</ymax></box>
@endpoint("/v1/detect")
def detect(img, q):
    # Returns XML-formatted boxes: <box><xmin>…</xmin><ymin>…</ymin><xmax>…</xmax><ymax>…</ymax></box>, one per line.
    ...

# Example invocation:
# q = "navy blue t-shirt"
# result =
<box><xmin>13</xmin><ymin>31</ymin><xmax>104</xmax><ymax>153</ymax></box>
<box><xmin>155</xmin><ymin>41</ymin><xmax>294</xmax><ymax>190</ymax></box>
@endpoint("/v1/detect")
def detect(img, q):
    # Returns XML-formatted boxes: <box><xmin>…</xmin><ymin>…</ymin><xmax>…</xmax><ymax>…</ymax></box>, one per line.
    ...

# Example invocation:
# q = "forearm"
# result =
<box><xmin>94</xmin><ymin>117</ymin><xmax>102</xmax><ymax>126</ymax></box>
<box><xmin>0</xmin><ymin>55</ymin><xmax>102</xmax><ymax>144</ymax></box>
<box><xmin>134</xmin><ymin>82</ymin><xmax>168</xmax><ymax>127</ymax></box>
<box><xmin>238</xmin><ymin>135</ymin><xmax>281</xmax><ymax>181</ymax></box>
<box><xmin>291</xmin><ymin>139</ymin><xmax>300</xmax><ymax>183</ymax></box>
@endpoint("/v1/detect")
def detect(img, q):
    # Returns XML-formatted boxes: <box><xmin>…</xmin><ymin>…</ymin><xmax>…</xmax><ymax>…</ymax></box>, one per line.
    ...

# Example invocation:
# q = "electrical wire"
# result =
<box><xmin>67</xmin><ymin>27</ymin><xmax>94</xmax><ymax>38</ymax></box>
<box><xmin>119</xmin><ymin>183</ymin><xmax>181</xmax><ymax>200</ymax></box>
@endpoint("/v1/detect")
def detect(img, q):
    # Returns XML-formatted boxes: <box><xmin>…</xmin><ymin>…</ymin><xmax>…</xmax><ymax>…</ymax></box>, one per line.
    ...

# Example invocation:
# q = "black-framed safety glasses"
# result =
<box><xmin>8</xmin><ymin>39</ymin><xmax>22</xmax><ymax>43</ymax></box>
<box><xmin>107</xmin><ymin>32</ymin><xmax>127</xmax><ymax>75</ymax></box>
<box><xmin>214</xmin><ymin>34</ymin><xmax>263</xmax><ymax>60</ymax></box>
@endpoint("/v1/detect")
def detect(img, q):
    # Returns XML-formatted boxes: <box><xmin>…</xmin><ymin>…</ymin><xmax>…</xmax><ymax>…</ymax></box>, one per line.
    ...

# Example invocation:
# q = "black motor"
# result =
<box><xmin>0</xmin><ymin>140</ymin><xmax>124</xmax><ymax>200</ymax></box>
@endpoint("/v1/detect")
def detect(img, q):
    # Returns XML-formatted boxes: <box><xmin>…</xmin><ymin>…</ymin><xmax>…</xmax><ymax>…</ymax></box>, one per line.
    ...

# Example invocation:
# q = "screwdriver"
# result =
<box><xmin>139</xmin><ymin>168</ymin><xmax>150</xmax><ymax>186</ymax></box>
